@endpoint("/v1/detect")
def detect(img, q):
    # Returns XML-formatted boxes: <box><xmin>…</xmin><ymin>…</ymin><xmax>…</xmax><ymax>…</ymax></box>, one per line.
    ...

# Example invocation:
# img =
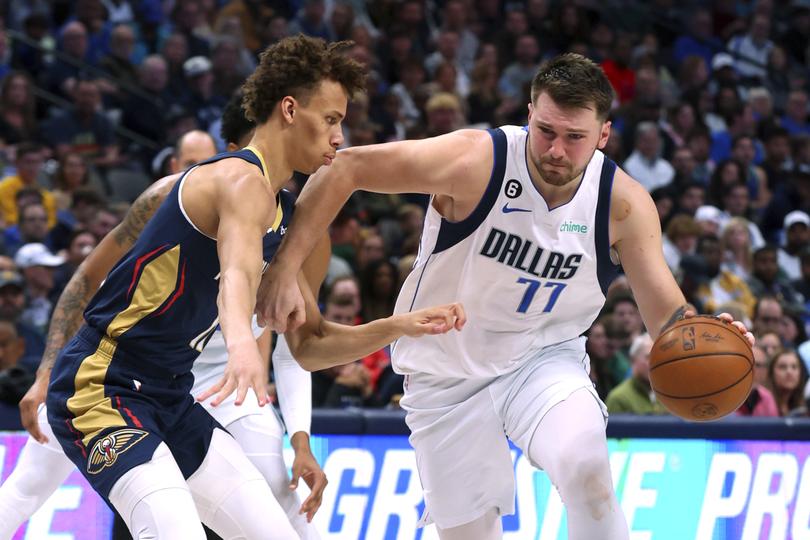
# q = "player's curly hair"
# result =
<box><xmin>531</xmin><ymin>53</ymin><xmax>615</xmax><ymax>121</ymax></box>
<box><xmin>242</xmin><ymin>35</ymin><xmax>366</xmax><ymax>124</ymax></box>
<box><xmin>220</xmin><ymin>91</ymin><xmax>255</xmax><ymax>146</ymax></box>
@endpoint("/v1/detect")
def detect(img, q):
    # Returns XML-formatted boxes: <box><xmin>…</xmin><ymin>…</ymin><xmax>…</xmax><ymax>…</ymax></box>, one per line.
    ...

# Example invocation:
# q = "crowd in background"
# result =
<box><xmin>0</xmin><ymin>0</ymin><xmax>808</xmax><ymax>418</ymax></box>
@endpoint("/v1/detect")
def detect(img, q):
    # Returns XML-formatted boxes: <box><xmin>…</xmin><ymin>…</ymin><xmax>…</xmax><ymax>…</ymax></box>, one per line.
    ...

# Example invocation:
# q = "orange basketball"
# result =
<box><xmin>649</xmin><ymin>316</ymin><xmax>753</xmax><ymax>422</ymax></box>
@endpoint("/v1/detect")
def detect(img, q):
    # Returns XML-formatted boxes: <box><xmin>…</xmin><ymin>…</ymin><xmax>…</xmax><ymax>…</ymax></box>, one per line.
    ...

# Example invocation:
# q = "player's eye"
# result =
<box><xmin>568</xmin><ymin>134</ymin><xmax>584</xmax><ymax>140</ymax></box>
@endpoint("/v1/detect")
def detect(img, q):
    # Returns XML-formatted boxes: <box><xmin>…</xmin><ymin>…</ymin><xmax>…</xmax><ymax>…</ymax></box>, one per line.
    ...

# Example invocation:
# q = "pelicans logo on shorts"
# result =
<box><xmin>87</xmin><ymin>428</ymin><xmax>149</xmax><ymax>474</ymax></box>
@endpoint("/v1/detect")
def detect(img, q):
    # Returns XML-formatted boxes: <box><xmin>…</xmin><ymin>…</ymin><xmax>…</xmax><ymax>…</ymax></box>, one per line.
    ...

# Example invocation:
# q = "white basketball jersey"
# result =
<box><xmin>392</xmin><ymin>126</ymin><xmax>620</xmax><ymax>377</ymax></box>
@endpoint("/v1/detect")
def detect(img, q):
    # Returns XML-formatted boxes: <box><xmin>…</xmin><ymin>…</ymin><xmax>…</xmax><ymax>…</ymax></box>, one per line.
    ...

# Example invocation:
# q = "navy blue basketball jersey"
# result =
<box><xmin>83</xmin><ymin>147</ymin><xmax>293</xmax><ymax>377</ymax></box>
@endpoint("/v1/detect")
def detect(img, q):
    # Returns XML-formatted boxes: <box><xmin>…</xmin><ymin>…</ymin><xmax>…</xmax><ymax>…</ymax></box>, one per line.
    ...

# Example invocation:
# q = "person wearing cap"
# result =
<box><xmin>182</xmin><ymin>55</ymin><xmax>225</xmax><ymax>130</ymax></box>
<box><xmin>778</xmin><ymin>210</ymin><xmax>810</xmax><ymax>280</ymax></box>
<box><xmin>13</xmin><ymin>243</ymin><xmax>65</xmax><ymax>336</ymax></box>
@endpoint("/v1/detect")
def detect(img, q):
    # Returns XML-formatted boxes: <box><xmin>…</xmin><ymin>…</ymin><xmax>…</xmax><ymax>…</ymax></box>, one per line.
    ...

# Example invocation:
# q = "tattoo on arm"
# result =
<box><xmin>111</xmin><ymin>186</ymin><xmax>165</xmax><ymax>247</ymax></box>
<box><xmin>660</xmin><ymin>304</ymin><xmax>689</xmax><ymax>335</ymax></box>
<box><xmin>40</xmin><ymin>268</ymin><xmax>94</xmax><ymax>371</ymax></box>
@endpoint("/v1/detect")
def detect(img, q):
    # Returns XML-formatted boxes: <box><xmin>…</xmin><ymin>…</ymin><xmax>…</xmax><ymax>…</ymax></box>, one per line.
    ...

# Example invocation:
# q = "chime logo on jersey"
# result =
<box><xmin>87</xmin><ymin>428</ymin><xmax>149</xmax><ymax>475</ymax></box>
<box><xmin>479</xmin><ymin>227</ymin><xmax>582</xmax><ymax>279</ymax></box>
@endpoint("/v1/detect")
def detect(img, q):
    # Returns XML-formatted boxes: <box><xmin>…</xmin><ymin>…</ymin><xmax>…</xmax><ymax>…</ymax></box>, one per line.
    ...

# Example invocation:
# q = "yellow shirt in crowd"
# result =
<box><xmin>0</xmin><ymin>176</ymin><xmax>58</xmax><ymax>229</ymax></box>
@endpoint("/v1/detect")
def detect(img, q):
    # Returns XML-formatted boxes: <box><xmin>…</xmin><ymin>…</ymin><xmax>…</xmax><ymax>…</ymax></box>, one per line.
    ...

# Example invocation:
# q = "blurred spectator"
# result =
<box><xmin>42</xmin><ymin>21</ymin><xmax>91</xmax><ymax>98</ymax></box>
<box><xmin>778</xmin><ymin>210</ymin><xmax>810</xmax><ymax>280</ymax></box>
<box><xmin>0</xmin><ymin>269</ymin><xmax>44</xmax><ymax>372</ymax></box>
<box><xmin>88</xmin><ymin>205</ymin><xmax>120</xmax><ymax>241</ymax></box>
<box><xmin>651</xmin><ymin>185</ymin><xmax>675</xmax><ymax>225</ymax></box>
<box><xmin>694</xmin><ymin>204</ymin><xmax>724</xmax><ymax>236</ymax></box>
<box><xmin>606</xmin><ymin>333</ymin><xmax>668</xmax><ymax>415</ymax></box>
<box><xmin>0</xmin><ymin>319</ymin><xmax>33</xmax><ymax>405</ymax></box>
<box><xmin>51</xmin><ymin>152</ymin><xmax>91</xmax><ymax>211</ymax></box>
<box><xmin>160</xmin><ymin>32</ymin><xmax>190</xmax><ymax>100</ymax></box>
<box><xmin>4</xmin><ymin>199</ymin><xmax>52</xmax><ymax>255</ymax></box>
<box><xmin>289</xmin><ymin>0</ymin><xmax>330</xmax><ymax>41</ymax></box>
<box><xmin>312</xmin><ymin>293</ymin><xmax>375</xmax><ymax>407</ymax></box>
<box><xmin>601</xmin><ymin>34</ymin><xmax>635</xmax><ymax>105</ymax></box>
<box><xmin>686</xmin><ymin>127</ymin><xmax>714</xmax><ymax>184</ymax></box>
<box><xmin>693</xmin><ymin>234</ymin><xmax>756</xmax><ymax>317</ymax></box>
<box><xmin>98</xmin><ymin>23</ymin><xmax>138</xmax><ymax>97</ymax></box>
<box><xmin>662</xmin><ymin>103</ymin><xmax>699</xmax><ymax>155</ymax></box>
<box><xmin>390</xmin><ymin>58</ymin><xmax>425</xmax><ymax>129</ymax></box>
<box><xmin>210</xmin><ymin>36</ymin><xmax>246</xmax><ymax>99</ymax></box>
<box><xmin>586</xmin><ymin>317</ymin><xmax>619</xmax><ymax>400</ymax></box>
<box><xmin>73</xmin><ymin>0</ymin><xmax>114</xmax><ymax>65</ymax></box>
<box><xmin>41</xmin><ymin>79</ymin><xmax>120</xmax><ymax>168</ymax></box>
<box><xmin>466</xmin><ymin>61</ymin><xmax>502</xmax><ymax>126</ymax></box>
<box><xmin>8</xmin><ymin>14</ymin><xmax>52</xmax><ymax>77</ymax></box>
<box><xmin>121</xmin><ymin>54</ymin><xmax>170</xmax><ymax>149</ymax></box>
<box><xmin>214</xmin><ymin>0</ymin><xmax>276</xmax><ymax>53</ymax></box>
<box><xmin>170</xmin><ymin>130</ymin><xmax>217</xmax><ymax>174</ymax></box>
<box><xmin>674</xmin><ymin>181</ymin><xmax>705</xmax><ymax>216</ymax></box>
<box><xmin>170</xmin><ymin>0</ymin><xmax>211</xmax><ymax>58</ymax></box>
<box><xmin>766</xmin><ymin>347</ymin><xmax>808</xmax><ymax>416</ymax></box>
<box><xmin>441</xmin><ymin>0</ymin><xmax>479</xmax><ymax>74</ymax></box>
<box><xmin>747</xmin><ymin>245</ymin><xmax>803</xmax><ymax>308</ymax></box>
<box><xmin>608</xmin><ymin>292</ymin><xmax>645</xmax><ymax>348</ymax></box>
<box><xmin>778</xmin><ymin>2</ymin><xmax>810</xmax><ymax>65</ymax></box>
<box><xmin>782</xmin><ymin>90</ymin><xmax>810</xmax><ymax>136</ymax></box>
<box><xmin>707</xmin><ymin>158</ymin><xmax>746</xmax><ymax>208</ymax></box>
<box><xmin>752</xmin><ymin>295</ymin><xmax>785</xmax><ymax>337</ymax></box>
<box><xmin>761</xmin><ymin>125</ymin><xmax>793</xmax><ymax>191</ymax></box>
<box><xmin>662</xmin><ymin>214</ymin><xmax>702</xmax><ymax>272</ymax></box>
<box><xmin>747</xmin><ymin>86</ymin><xmax>774</xmax><ymax>124</ymax></box>
<box><xmin>361</xmin><ymin>259</ymin><xmax>398</xmax><ymax>322</ymax></box>
<box><xmin>497</xmin><ymin>34</ymin><xmax>538</xmax><ymax>103</ymax></box>
<box><xmin>727</xmin><ymin>13</ymin><xmax>774</xmax><ymax>83</ymax></box>
<box><xmin>424</xmin><ymin>92</ymin><xmax>464</xmax><ymax>137</ymax></box>
<box><xmin>673</xmin><ymin>8</ymin><xmax>724</xmax><ymax>69</ymax></box>
<box><xmin>737</xmin><ymin>343</ymin><xmax>779</xmax><ymax>416</ymax></box>
<box><xmin>13</xmin><ymin>242</ymin><xmax>64</xmax><ymax>335</ymax></box>
<box><xmin>730</xmin><ymin>134</ymin><xmax>769</xmax><ymax>209</ymax></box>
<box><xmin>182</xmin><ymin>56</ymin><xmax>225</xmax><ymax>130</ymax></box>
<box><xmin>721</xmin><ymin>217</ymin><xmax>756</xmax><ymax>281</ymax></box>
<box><xmin>52</xmin><ymin>228</ymin><xmax>96</xmax><ymax>296</ymax></box>
<box><xmin>0</xmin><ymin>143</ymin><xmax>56</xmax><ymax>229</ymax></box>
<box><xmin>623</xmin><ymin>122</ymin><xmax>674</xmax><ymax>192</ymax></box>
<box><xmin>765</xmin><ymin>45</ymin><xmax>792</xmax><ymax>111</ymax></box>
<box><xmin>0</xmin><ymin>71</ymin><xmax>38</xmax><ymax>147</ymax></box>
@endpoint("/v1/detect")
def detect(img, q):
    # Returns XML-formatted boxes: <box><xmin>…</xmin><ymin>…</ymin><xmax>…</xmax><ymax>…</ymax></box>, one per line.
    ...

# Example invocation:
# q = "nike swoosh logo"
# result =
<box><xmin>502</xmin><ymin>203</ymin><xmax>532</xmax><ymax>213</ymax></box>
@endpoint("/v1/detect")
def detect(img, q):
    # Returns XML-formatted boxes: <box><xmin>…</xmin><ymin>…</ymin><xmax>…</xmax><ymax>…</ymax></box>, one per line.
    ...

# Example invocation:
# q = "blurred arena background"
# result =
<box><xmin>0</xmin><ymin>0</ymin><xmax>808</xmax><ymax>538</ymax></box>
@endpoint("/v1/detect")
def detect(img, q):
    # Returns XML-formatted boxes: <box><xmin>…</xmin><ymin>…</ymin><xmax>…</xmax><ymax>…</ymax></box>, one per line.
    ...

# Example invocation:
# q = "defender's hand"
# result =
<box><xmin>290</xmin><ymin>447</ymin><xmax>328</xmax><ymax>522</ymax></box>
<box><xmin>398</xmin><ymin>303</ymin><xmax>467</xmax><ymax>337</ymax></box>
<box><xmin>197</xmin><ymin>345</ymin><xmax>269</xmax><ymax>407</ymax></box>
<box><xmin>20</xmin><ymin>370</ymin><xmax>50</xmax><ymax>444</ymax></box>
<box><xmin>255</xmin><ymin>262</ymin><xmax>305</xmax><ymax>333</ymax></box>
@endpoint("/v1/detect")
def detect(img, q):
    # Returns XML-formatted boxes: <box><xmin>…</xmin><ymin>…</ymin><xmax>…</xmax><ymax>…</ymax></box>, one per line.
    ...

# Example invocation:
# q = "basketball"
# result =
<box><xmin>649</xmin><ymin>316</ymin><xmax>753</xmax><ymax>422</ymax></box>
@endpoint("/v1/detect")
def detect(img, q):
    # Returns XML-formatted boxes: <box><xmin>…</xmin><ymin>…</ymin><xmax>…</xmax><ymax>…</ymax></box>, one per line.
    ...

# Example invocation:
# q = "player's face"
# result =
<box><xmin>290</xmin><ymin>79</ymin><xmax>347</xmax><ymax>174</ymax></box>
<box><xmin>526</xmin><ymin>92</ymin><xmax>610</xmax><ymax>187</ymax></box>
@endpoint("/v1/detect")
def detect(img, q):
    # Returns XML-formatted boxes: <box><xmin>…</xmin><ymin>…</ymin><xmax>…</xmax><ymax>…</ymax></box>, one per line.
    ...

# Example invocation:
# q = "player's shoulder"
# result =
<box><xmin>609</xmin><ymin>165</ymin><xmax>658</xmax><ymax>224</ymax></box>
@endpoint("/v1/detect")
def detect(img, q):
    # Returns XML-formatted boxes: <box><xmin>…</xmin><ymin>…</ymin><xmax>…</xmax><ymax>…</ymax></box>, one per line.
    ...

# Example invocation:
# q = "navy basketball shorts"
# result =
<box><xmin>47</xmin><ymin>326</ymin><xmax>222</xmax><ymax>502</ymax></box>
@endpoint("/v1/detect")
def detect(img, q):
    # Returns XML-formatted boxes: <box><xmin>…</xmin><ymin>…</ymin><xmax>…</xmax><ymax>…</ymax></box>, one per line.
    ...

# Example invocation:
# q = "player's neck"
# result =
<box><xmin>247</xmin><ymin>125</ymin><xmax>293</xmax><ymax>193</ymax></box>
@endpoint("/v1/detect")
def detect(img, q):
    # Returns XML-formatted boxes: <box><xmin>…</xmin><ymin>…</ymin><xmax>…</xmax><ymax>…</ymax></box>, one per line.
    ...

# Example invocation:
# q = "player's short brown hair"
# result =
<box><xmin>530</xmin><ymin>53</ymin><xmax>615</xmax><ymax>121</ymax></box>
<box><xmin>242</xmin><ymin>35</ymin><xmax>366</xmax><ymax>124</ymax></box>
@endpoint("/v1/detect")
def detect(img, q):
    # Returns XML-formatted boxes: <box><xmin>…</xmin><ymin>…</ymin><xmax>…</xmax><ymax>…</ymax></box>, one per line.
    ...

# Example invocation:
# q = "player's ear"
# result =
<box><xmin>281</xmin><ymin>96</ymin><xmax>296</xmax><ymax>124</ymax></box>
<box><xmin>597</xmin><ymin>120</ymin><xmax>611</xmax><ymax>150</ymax></box>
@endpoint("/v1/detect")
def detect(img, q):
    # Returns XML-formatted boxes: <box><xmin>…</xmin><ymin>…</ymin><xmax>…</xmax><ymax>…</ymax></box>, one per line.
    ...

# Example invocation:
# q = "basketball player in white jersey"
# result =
<box><xmin>2</xmin><ymin>127</ymin><xmax>323</xmax><ymax>539</ymax></box>
<box><xmin>257</xmin><ymin>53</ymin><xmax>755</xmax><ymax>540</ymax></box>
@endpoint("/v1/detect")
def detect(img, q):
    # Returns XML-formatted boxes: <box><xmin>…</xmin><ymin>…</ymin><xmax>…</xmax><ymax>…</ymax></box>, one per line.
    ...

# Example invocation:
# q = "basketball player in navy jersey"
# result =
<box><xmin>258</xmin><ymin>54</ymin><xmax>755</xmax><ymax>539</ymax></box>
<box><xmin>34</xmin><ymin>36</ymin><xmax>464</xmax><ymax>540</ymax></box>
<box><xmin>6</xmin><ymin>127</ymin><xmax>324</xmax><ymax>539</ymax></box>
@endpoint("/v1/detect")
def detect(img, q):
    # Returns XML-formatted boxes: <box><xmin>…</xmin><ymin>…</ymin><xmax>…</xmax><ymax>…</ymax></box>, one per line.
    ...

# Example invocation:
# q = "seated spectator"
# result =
<box><xmin>51</xmin><ymin>152</ymin><xmax>91</xmax><ymax>211</ymax></box>
<box><xmin>97</xmin><ymin>23</ymin><xmax>139</xmax><ymax>101</ymax></box>
<box><xmin>747</xmin><ymin>245</ymin><xmax>803</xmax><ymax>309</ymax></box>
<box><xmin>721</xmin><ymin>217</ymin><xmax>755</xmax><ymax>281</ymax></box>
<box><xmin>42</xmin><ymin>21</ymin><xmax>92</xmax><ymax>99</ymax></box>
<box><xmin>737</xmin><ymin>344</ymin><xmax>779</xmax><ymax>416</ymax></box>
<box><xmin>88</xmin><ymin>205</ymin><xmax>121</xmax><ymax>242</ymax></box>
<box><xmin>662</xmin><ymin>214</ymin><xmax>702</xmax><ymax>272</ymax></box>
<box><xmin>693</xmin><ymin>234</ymin><xmax>756</xmax><ymax>317</ymax></box>
<box><xmin>52</xmin><ymin>228</ymin><xmax>97</xmax><ymax>298</ymax></box>
<box><xmin>586</xmin><ymin>317</ymin><xmax>620</xmax><ymax>400</ymax></box>
<box><xmin>0</xmin><ymin>319</ymin><xmax>33</xmax><ymax>405</ymax></box>
<box><xmin>766</xmin><ymin>348</ymin><xmax>809</xmax><ymax>416</ymax></box>
<box><xmin>361</xmin><ymin>259</ymin><xmax>399</xmax><ymax>322</ymax></box>
<box><xmin>0</xmin><ymin>269</ymin><xmax>44</xmax><ymax>372</ymax></box>
<box><xmin>0</xmin><ymin>143</ymin><xmax>56</xmax><ymax>229</ymax></box>
<box><xmin>40</xmin><ymin>80</ymin><xmax>120</xmax><ymax>169</ymax></box>
<box><xmin>622</xmin><ymin>122</ymin><xmax>675</xmax><ymax>192</ymax></box>
<box><xmin>312</xmin><ymin>293</ymin><xmax>376</xmax><ymax>407</ymax></box>
<box><xmin>0</xmin><ymin>72</ymin><xmax>38</xmax><ymax>147</ymax></box>
<box><xmin>782</xmin><ymin>90</ymin><xmax>809</xmax><ymax>136</ymax></box>
<box><xmin>3</xmin><ymin>199</ymin><xmax>53</xmax><ymax>255</ymax></box>
<box><xmin>606</xmin><ymin>333</ymin><xmax>668</xmax><ymax>415</ymax></box>
<box><xmin>182</xmin><ymin>56</ymin><xmax>226</xmax><ymax>130</ymax></box>
<box><xmin>778</xmin><ymin>210</ymin><xmax>810</xmax><ymax>281</ymax></box>
<box><xmin>13</xmin><ymin>243</ymin><xmax>65</xmax><ymax>336</ymax></box>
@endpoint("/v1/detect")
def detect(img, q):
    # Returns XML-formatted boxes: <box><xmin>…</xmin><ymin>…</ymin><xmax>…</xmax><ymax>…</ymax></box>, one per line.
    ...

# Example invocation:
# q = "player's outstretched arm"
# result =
<box><xmin>199</xmin><ymin>173</ymin><xmax>274</xmax><ymax>408</ymax></box>
<box><xmin>611</xmin><ymin>169</ymin><xmax>753</xmax><ymax>345</ymax></box>
<box><xmin>257</xmin><ymin>129</ymin><xmax>490</xmax><ymax>333</ymax></box>
<box><xmin>19</xmin><ymin>175</ymin><xmax>179</xmax><ymax>442</ymax></box>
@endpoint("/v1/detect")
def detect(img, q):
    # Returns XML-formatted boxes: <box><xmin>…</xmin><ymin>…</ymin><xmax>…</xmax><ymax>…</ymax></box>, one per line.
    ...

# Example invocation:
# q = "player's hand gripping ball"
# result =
<box><xmin>650</xmin><ymin>315</ymin><xmax>754</xmax><ymax>422</ymax></box>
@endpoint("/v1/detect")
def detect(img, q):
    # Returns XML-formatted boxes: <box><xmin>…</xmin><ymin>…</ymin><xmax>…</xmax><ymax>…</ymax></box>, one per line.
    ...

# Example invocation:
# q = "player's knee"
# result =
<box><xmin>555</xmin><ymin>428</ymin><xmax>611</xmax><ymax>500</ymax></box>
<box><xmin>129</xmin><ymin>487</ymin><xmax>206</xmax><ymax>540</ymax></box>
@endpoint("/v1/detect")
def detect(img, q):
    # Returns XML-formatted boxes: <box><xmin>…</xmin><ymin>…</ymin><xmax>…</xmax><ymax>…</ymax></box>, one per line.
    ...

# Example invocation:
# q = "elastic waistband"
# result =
<box><xmin>76</xmin><ymin>325</ymin><xmax>136</xmax><ymax>364</ymax></box>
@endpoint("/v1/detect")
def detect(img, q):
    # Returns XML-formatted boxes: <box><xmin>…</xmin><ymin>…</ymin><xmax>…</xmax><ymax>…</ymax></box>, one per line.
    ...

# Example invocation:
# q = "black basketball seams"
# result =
<box><xmin>652</xmin><ymin>367</ymin><xmax>753</xmax><ymax>400</ymax></box>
